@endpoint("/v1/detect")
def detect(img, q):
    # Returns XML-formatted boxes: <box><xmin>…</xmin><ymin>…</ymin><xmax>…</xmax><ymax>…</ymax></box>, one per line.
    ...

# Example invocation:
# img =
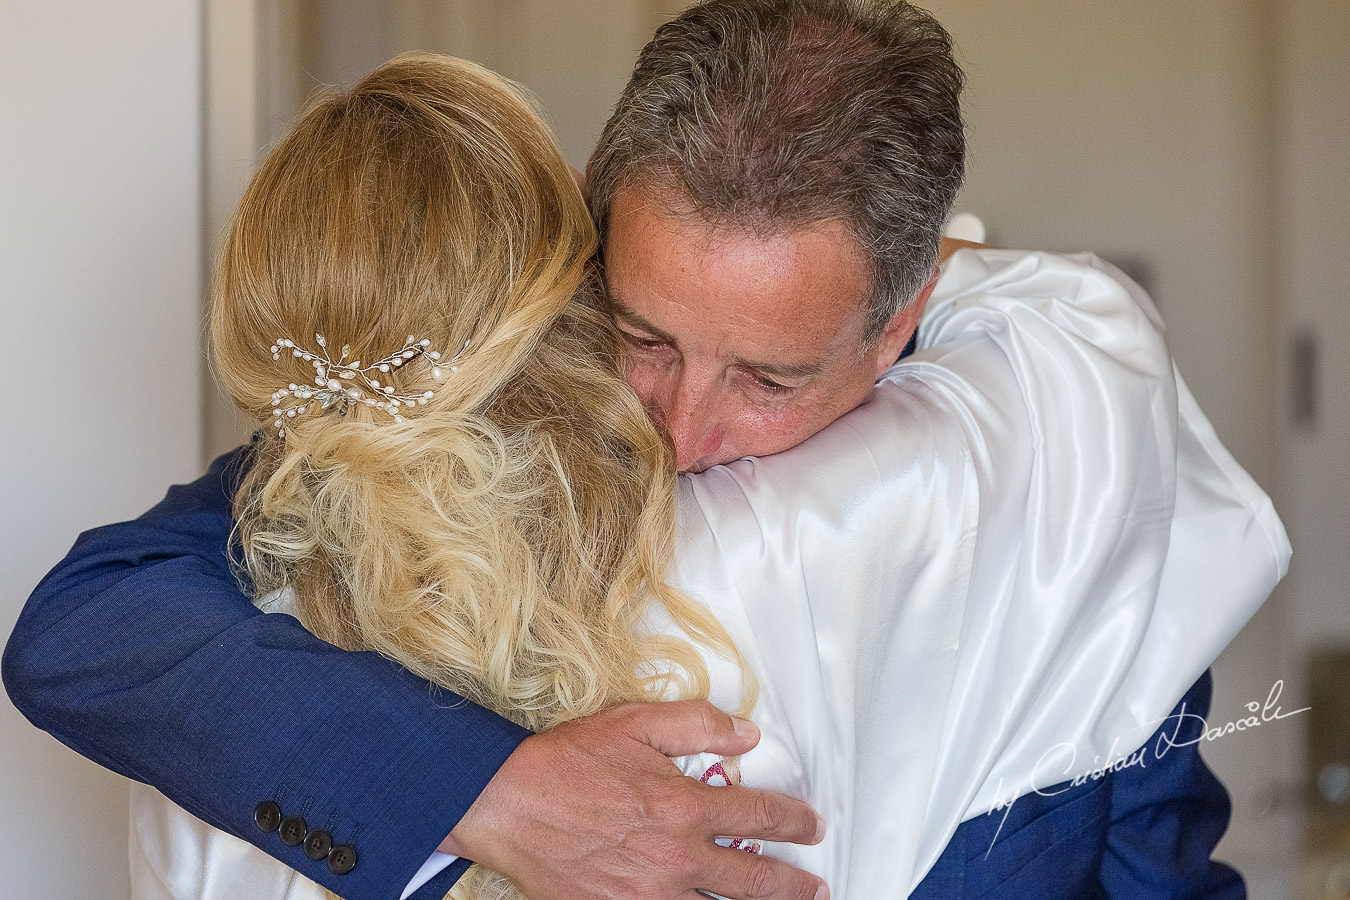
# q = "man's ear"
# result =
<box><xmin>569</xmin><ymin>166</ymin><xmax>590</xmax><ymax>203</ymax></box>
<box><xmin>873</xmin><ymin>268</ymin><xmax>940</xmax><ymax>376</ymax></box>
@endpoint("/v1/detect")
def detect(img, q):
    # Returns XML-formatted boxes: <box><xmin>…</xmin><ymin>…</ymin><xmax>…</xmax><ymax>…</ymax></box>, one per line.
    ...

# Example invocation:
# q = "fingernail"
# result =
<box><xmin>813</xmin><ymin>813</ymin><xmax>826</xmax><ymax>843</ymax></box>
<box><xmin>731</xmin><ymin>716</ymin><xmax>759</xmax><ymax>741</ymax></box>
<box><xmin>814</xmin><ymin>882</ymin><xmax>830</xmax><ymax>900</ymax></box>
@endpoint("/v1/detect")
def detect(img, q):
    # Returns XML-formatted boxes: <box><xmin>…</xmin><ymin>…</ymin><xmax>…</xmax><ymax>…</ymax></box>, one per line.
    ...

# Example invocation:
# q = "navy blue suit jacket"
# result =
<box><xmin>4</xmin><ymin>447</ymin><xmax>1244</xmax><ymax>899</ymax></box>
<box><xmin>911</xmin><ymin>669</ymin><xmax>1243</xmax><ymax>899</ymax></box>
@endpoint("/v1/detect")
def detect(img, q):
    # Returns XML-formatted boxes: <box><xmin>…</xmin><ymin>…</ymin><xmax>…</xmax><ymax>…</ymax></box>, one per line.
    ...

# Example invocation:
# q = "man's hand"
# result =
<box><xmin>442</xmin><ymin>700</ymin><xmax>828</xmax><ymax>900</ymax></box>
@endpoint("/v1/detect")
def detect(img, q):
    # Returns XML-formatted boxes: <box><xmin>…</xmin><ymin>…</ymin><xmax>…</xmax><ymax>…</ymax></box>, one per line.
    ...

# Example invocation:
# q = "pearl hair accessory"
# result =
<box><xmin>267</xmin><ymin>333</ymin><xmax>468</xmax><ymax>437</ymax></box>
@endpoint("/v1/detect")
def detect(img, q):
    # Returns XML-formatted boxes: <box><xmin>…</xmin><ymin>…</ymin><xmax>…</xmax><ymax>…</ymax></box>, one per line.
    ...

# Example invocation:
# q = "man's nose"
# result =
<box><xmin>661</xmin><ymin>376</ymin><xmax>725</xmax><ymax>473</ymax></box>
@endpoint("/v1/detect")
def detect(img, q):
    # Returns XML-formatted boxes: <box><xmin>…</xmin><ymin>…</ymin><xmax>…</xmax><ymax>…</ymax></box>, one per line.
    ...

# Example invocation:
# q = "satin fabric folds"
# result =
<box><xmin>129</xmin><ymin>249</ymin><xmax>1289</xmax><ymax>900</ymax></box>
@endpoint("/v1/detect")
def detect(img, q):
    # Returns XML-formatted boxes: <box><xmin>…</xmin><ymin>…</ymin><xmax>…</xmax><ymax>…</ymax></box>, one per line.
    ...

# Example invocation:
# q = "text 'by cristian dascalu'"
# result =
<box><xmin>980</xmin><ymin>679</ymin><xmax>1309</xmax><ymax>857</ymax></box>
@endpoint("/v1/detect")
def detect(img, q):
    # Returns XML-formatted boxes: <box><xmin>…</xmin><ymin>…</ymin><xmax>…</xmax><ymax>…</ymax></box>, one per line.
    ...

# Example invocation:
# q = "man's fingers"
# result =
<box><xmin>700</xmin><ymin>782</ymin><xmax>825</xmax><ymax>846</ymax></box>
<box><xmin>616</xmin><ymin>701</ymin><xmax>825</xmax><ymax>848</ymax></box>
<box><xmin>448</xmin><ymin>705</ymin><xmax>829</xmax><ymax>900</ymax></box>
<box><xmin>620</xmin><ymin>699</ymin><xmax>761</xmax><ymax>758</ymax></box>
<box><xmin>699</xmin><ymin>845</ymin><xmax>828</xmax><ymax>900</ymax></box>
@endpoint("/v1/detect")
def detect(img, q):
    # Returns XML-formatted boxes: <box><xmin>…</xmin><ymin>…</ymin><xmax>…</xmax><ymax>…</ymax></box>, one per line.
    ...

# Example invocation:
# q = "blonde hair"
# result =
<box><xmin>210</xmin><ymin>53</ymin><xmax>753</xmax><ymax>900</ymax></box>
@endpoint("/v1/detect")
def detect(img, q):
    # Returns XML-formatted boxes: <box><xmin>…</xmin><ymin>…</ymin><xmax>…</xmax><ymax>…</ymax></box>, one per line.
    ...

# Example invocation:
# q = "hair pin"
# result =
<box><xmin>266</xmin><ymin>334</ymin><xmax>467</xmax><ymax>436</ymax></box>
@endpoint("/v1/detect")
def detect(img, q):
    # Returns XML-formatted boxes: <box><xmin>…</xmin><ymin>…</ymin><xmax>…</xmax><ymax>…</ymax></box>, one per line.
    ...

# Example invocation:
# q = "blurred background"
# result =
<box><xmin>2</xmin><ymin>1</ymin><xmax>1346</xmax><ymax>897</ymax></box>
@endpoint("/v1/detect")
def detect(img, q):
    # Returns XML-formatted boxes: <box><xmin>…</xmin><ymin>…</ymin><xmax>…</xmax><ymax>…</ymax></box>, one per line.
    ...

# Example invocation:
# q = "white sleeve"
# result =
<box><xmin>400</xmin><ymin>852</ymin><xmax>459</xmax><ymax>900</ymax></box>
<box><xmin>673</xmin><ymin>248</ymin><xmax>1289</xmax><ymax>895</ymax></box>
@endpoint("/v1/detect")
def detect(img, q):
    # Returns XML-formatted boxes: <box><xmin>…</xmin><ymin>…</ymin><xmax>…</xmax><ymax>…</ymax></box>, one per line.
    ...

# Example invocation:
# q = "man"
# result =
<box><xmin>3</xmin><ymin>2</ymin><xmax>1267</xmax><ymax>899</ymax></box>
<box><xmin>585</xmin><ymin>0</ymin><xmax>964</xmax><ymax>475</ymax></box>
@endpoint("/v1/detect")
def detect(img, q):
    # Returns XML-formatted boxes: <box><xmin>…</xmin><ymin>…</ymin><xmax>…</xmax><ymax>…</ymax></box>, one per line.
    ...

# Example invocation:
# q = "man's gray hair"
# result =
<box><xmin>588</xmin><ymin>0</ymin><xmax>966</xmax><ymax>342</ymax></box>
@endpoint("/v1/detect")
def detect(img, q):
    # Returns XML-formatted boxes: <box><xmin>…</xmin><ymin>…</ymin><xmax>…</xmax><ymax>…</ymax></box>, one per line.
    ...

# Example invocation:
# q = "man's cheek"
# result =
<box><xmin>731</xmin><ymin>405</ymin><xmax>811</xmax><ymax>458</ymax></box>
<box><xmin>623</xmin><ymin>361</ymin><xmax>663</xmax><ymax>419</ymax></box>
<box><xmin>631</xmin><ymin>382</ymin><xmax>685</xmax><ymax>443</ymax></box>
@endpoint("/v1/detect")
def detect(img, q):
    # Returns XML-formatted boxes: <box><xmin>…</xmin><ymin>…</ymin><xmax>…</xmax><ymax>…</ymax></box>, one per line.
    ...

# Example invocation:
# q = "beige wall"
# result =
<box><xmin>1276</xmin><ymin>2</ymin><xmax>1350</xmax><ymax>895</ymax></box>
<box><xmin>392</xmin><ymin>0</ymin><xmax>654</xmax><ymax>167</ymax></box>
<box><xmin>1278</xmin><ymin>0</ymin><xmax>1350</xmax><ymax>646</ymax></box>
<box><xmin>0</xmin><ymin>3</ymin><xmax>205</xmax><ymax>898</ymax></box>
<box><xmin>280</xmin><ymin>0</ymin><xmax>687</xmax><ymax>164</ymax></box>
<box><xmin>204</xmin><ymin>0</ymin><xmax>268</xmax><ymax>460</ymax></box>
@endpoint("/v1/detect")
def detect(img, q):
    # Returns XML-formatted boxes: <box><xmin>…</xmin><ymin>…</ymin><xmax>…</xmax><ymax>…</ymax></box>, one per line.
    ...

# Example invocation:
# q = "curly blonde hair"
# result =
<box><xmin>210</xmin><ymin>53</ymin><xmax>753</xmax><ymax>900</ymax></box>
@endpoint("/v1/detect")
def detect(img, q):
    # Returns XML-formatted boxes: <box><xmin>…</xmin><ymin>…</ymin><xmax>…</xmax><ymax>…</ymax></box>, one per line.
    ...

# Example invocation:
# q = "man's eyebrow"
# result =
<box><xmin>607</xmin><ymin>296</ymin><xmax>678</xmax><ymax>344</ymax></box>
<box><xmin>732</xmin><ymin>355</ymin><xmax>827</xmax><ymax>379</ymax></box>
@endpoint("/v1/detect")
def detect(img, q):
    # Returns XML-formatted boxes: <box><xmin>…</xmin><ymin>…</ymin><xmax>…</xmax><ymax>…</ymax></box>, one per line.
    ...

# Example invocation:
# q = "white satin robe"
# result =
<box><xmin>130</xmin><ymin>249</ymin><xmax>1290</xmax><ymax>900</ymax></box>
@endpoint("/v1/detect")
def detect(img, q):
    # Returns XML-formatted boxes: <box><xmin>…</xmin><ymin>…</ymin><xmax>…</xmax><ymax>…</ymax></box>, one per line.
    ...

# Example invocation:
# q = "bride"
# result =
<box><xmin>131</xmin><ymin>52</ymin><xmax>1287</xmax><ymax>900</ymax></box>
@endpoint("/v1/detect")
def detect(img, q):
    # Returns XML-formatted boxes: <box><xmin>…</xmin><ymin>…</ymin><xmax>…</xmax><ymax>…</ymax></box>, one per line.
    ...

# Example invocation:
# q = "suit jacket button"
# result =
<box><xmin>327</xmin><ymin>844</ymin><xmax>358</xmax><ymax>875</ymax></box>
<box><xmin>254</xmin><ymin>801</ymin><xmax>282</xmax><ymax>833</ymax></box>
<box><xmin>303</xmin><ymin>829</ymin><xmax>333</xmax><ymax>861</ymax></box>
<box><xmin>279</xmin><ymin>815</ymin><xmax>307</xmax><ymax>846</ymax></box>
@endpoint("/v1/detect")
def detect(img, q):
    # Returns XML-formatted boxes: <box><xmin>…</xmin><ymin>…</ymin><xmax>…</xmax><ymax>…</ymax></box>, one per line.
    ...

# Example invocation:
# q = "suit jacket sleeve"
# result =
<box><xmin>2</xmin><ymin>445</ymin><xmax>530</xmax><ymax>900</ymax></box>
<box><xmin>1098</xmin><ymin>669</ymin><xmax>1246</xmax><ymax>899</ymax></box>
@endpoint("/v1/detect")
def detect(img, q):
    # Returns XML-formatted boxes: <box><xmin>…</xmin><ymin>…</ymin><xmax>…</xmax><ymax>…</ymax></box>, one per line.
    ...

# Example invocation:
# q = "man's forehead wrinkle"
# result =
<box><xmin>641</xmin><ymin>191</ymin><xmax>857</xmax><ymax>264</ymax></box>
<box><xmin>621</xmin><ymin>192</ymin><xmax>818</xmax><ymax>288</ymax></box>
<box><xmin>617</xmin><ymin>177</ymin><xmax>861</xmax><ymax>269</ymax></box>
